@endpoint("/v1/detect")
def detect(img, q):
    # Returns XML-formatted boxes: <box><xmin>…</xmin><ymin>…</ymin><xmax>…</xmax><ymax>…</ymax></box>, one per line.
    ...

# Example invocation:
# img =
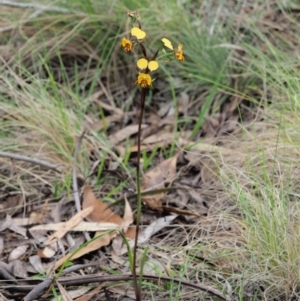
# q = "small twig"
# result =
<box><xmin>62</xmin><ymin>274</ymin><xmax>230</xmax><ymax>300</ymax></box>
<box><xmin>23</xmin><ymin>277</ymin><xmax>54</xmax><ymax>301</ymax></box>
<box><xmin>6</xmin><ymin>274</ymin><xmax>230</xmax><ymax>300</ymax></box>
<box><xmin>60</xmin><ymin>260</ymin><xmax>103</xmax><ymax>276</ymax></box>
<box><xmin>0</xmin><ymin>151</ymin><xmax>61</xmax><ymax>172</ymax></box>
<box><xmin>72</xmin><ymin>130</ymin><xmax>90</xmax><ymax>242</ymax></box>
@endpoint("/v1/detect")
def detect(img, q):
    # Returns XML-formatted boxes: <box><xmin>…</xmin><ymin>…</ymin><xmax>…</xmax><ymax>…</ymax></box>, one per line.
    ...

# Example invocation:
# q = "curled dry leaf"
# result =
<box><xmin>142</xmin><ymin>154</ymin><xmax>179</xmax><ymax>211</ymax></box>
<box><xmin>83</xmin><ymin>186</ymin><xmax>123</xmax><ymax>225</ymax></box>
<box><xmin>54</xmin><ymin>232</ymin><xmax>111</xmax><ymax>270</ymax></box>
<box><xmin>112</xmin><ymin>227</ymin><xmax>137</xmax><ymax>255</ymax></box>
<box><xmin>31</xmin><ymin>222</ymin><xmax>121</xmax><ymax>232</ymax></box>
<box><xmin>0</xmin><ymin>267</ymin><xmax>16</xmax><ymax>282</ymax></box>
<box><xmin>111</xmin><ymin>197</ymin><xmax>135</xmax><ymax>255</ymax></box>
<box><xmin>0</xmin><ymin>261</ymin><xmax>15</xmax><ymax>282</ymax></box>
<box><xmin>43</xmin><ymin>206</ymin><xmax>94</xmax><ymax>245</ymax></box>
<box><xmin>29</xmin><ymin>255</ymin><xmax>45</xmax><ymax>274</ymax></box>
<box><xmin>109</xmin><ymin>124</ymin><xmax>148</xmax><ymax>146</ymax></box>
<box><xmin>124</xmin><ymin>226</ymin><xmax>136</xmax><ymax>239</ymax></box>
<box><xmin>114</xmin><ymin>216</ymin><xmax>177</xmax><ymax>256</ymax></box>
<box><xmin>9</xmin><ymin>222</ymin><xmax>27</xmax><ymax>237</ymax></box>
<box><xmin>8</xmin><ymin>245</ymin><xmax>28</xmax><ymax>261</ymax></box>
<box><xmin>0</xmin><ymin>261</ymin><xmax>12</xmax><ymax>274</ymax></box>
<box><xmin>10</xmin><ymin>259</ymin><xmax>28</xmax><ymax>278</ymax></box>
<box><xmin>0</xmin><ymin>213</ymin><xmax>27</xmax><ymax>236</ymax></box>
<box><xmin>138</xmin><ymin>215</ymin><xmax>177</xmax><ymax>243</ymax></box>
<box><xmin>0</xmin><ymin>215</ymin><xmax>12</xmax><ymax>231</ymax></box>
<box><xmin>122</xmin><ymin>196</ymin><xmax>133</xmax><ymax>233</ymax></box>
<box><xmin>69</xmin><ymin>236</ymin><xmax>85</xmax><ymax>253</ymax></box>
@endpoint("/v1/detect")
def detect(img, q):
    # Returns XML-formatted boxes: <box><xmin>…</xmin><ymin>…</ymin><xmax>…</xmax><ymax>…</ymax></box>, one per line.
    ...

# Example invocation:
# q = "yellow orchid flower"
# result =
<box><xmin>137</xmin><ymin>58</ymin><xmax>159</xmax><ymax>71</ymax></box>
<box><xmin>162</xmin><ymin>38</ymin><xmax>184</xmax><ymax>61</ymax></box>
<box><xmin>162</xmin><ymin>38</ymin><xmax>173</xmax><ymax>50</ymax></box>
<box><xmin>135</xmin><ymin>73</ymin><xmax>152</xmax><ymax>88</ymax></box>
<box><xmin>131</xmin><ymin>27</ymin><xmax>146</xmax><ymax>40</ymax></box>
<box><xmin>175</xmin><ymin>44</ymin><xmax>184</xmax><ymax>61</ymax></box>
<box><xmin>120</xmin><ymin>38</ymin><xmax>133</xmax><ymax>52</ymax></box>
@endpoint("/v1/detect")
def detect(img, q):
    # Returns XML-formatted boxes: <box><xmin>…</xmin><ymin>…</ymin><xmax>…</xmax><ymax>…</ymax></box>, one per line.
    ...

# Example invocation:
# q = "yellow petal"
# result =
<box><xmin>137</xmin><ymin>58</ymin><xmax>148</xmax><ymax>70</ymax></box>
<box><xmin>131</xmin><ymin>27</ymin><xmax>146</xmax><ymax>40</ymax></box>
<box><xmin>148</xmin><ymin>60</ymin><xmax>159</xmax><ymax>71</ymax></box>
<box><xmin>162</xmin><ymin>38</ymin><xmax>173</xmax><ymax>50</ymax></box>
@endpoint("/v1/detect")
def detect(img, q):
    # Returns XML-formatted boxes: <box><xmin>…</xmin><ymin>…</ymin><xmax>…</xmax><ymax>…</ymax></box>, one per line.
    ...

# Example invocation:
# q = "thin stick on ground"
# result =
<box><xmin>8</xmin><ymin>274</ymin><xmax>230</xmax><ymax>301</ymax></box>
<box><xmin>0</xmin><ymin>151</ymin><xmax>61</xmax><ymax>172</ymax></box>
<box><xmin>23</xmin><ymin>277</ymin><xmax>55</xmax><ymax>301</ymax></box>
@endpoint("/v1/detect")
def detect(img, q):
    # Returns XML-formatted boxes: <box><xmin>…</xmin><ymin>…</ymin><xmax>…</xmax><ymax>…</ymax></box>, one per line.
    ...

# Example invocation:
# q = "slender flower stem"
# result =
<box><xmin>132</xmin><ymin>88</ymin><xmax>147</xmax><ymax>301</ymax></box>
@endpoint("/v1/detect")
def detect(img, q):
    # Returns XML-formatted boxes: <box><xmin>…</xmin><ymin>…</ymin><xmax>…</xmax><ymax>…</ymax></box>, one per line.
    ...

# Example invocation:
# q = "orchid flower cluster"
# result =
<box><xmin>120</xmin><ymin>11</ymin><xmax>184</xmax><ymax>89</ymax></box>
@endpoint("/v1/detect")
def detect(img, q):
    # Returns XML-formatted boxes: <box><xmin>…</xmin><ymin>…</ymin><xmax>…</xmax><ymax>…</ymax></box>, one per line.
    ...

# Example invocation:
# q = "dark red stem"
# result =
<box><xmin>132</xmin><ymin>88</ymin><xmax>147</xmax><ymax>301</ymax></box>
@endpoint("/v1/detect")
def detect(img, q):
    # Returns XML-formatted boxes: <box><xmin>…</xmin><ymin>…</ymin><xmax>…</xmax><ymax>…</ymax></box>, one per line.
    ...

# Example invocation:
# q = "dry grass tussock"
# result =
<box><xmin>181</xmin><ymin>116</ymin><xmax>300</xmax><ymax>299</ymax></box>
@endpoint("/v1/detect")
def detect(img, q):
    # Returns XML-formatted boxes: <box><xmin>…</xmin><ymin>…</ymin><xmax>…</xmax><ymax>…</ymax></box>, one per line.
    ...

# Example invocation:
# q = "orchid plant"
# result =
<box><xmin>120</xmin><ymin>10</ymin><xmax>184</xmax><ymax>301</ymax></box>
